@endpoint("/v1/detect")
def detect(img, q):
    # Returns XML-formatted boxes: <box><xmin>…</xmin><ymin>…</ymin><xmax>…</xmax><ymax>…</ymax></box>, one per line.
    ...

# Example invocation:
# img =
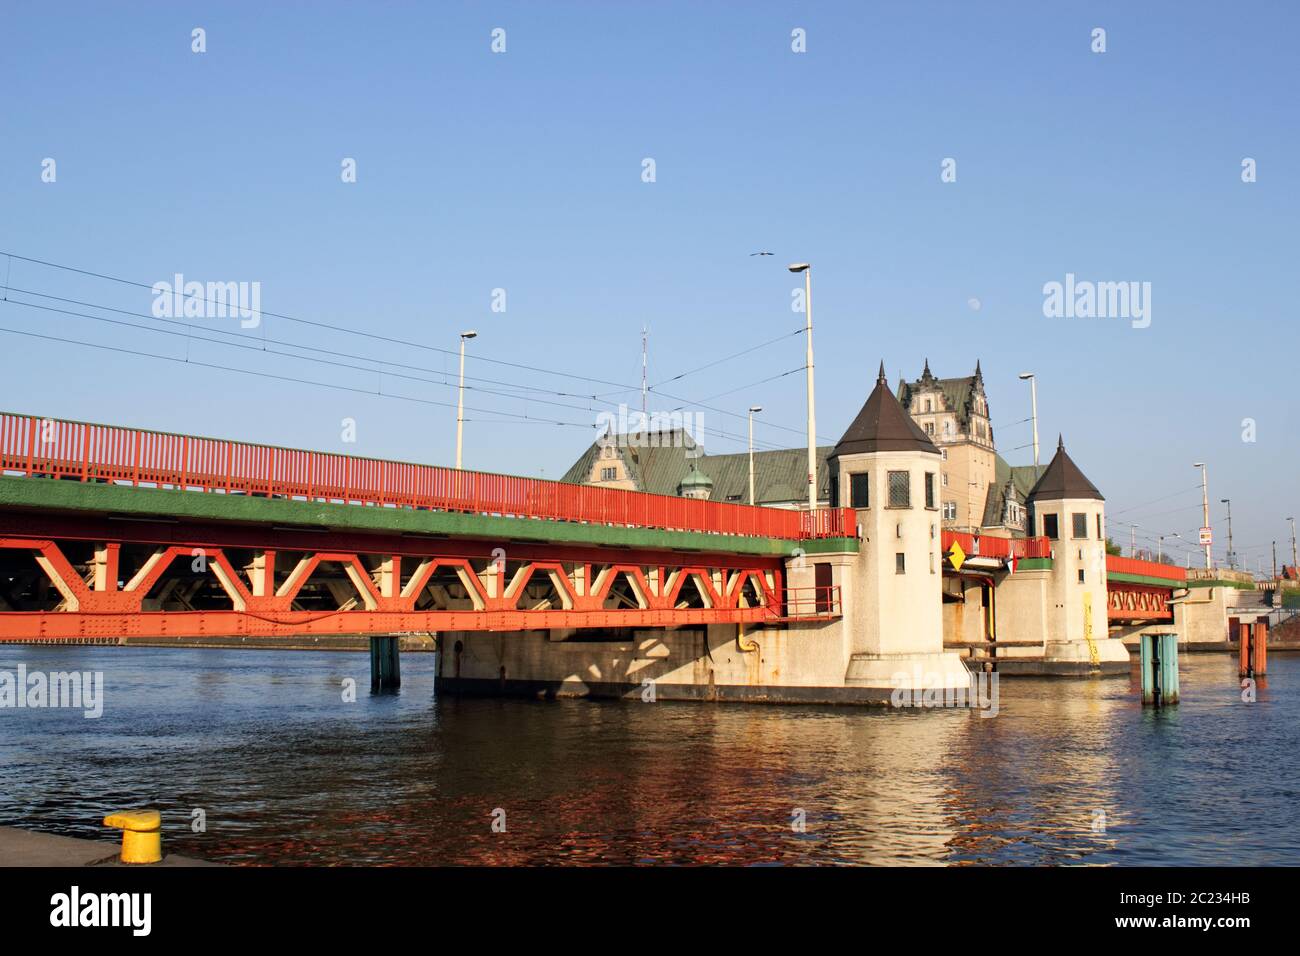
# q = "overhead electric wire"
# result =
<box><xmin>649</xmin><ymin>327</ymin><xmax>804</xmax><ymax>388</ymax></box>
<box><xmin>2</xmin><ymin>283</ymin><xmax>612</xmax><ymax>404</ymax></box>
<box><xmin>1</xmin><ymin>253</ymin><xmax>822</xmax><ymax>447</ymax></box>
<box><xmin>0</xmin><ymin>251</ymin><xmax>637</xmax><ymax>391</ymax></box>
<box><xmin>0</xmin><ymin>325</ymin><xmax>595</xmax><ymax>428</ymax></box>
<box><xmin>670</xmin><ymin>366</ymin><xmax>807</xmax><ymax>408</ymax></box>
<box><xmin>1108</xmin><ymin>483</ymin><xmax>1205</xmax><ymax>518</ymax></box>
<box><xmin>0</xmin><ymin>295</ymin><xmax>796</xmax><ymax>452</ymax></box>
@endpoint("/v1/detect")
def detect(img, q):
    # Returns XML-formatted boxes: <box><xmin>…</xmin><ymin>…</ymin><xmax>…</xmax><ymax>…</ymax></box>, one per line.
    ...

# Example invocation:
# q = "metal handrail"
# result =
<box><xmin>0</xmin><ymin>411</ymin><xmax>857</xmax><ymax>541</ymax></box>
<box><xmin>940</xmin><ymin>530</ymin><xmax>1053</xmax><ymax>560</ymax></box>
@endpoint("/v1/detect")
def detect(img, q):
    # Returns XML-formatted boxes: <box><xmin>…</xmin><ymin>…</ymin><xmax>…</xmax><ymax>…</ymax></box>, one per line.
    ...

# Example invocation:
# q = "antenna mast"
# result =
<box><xmin>641</xmin><ymin>325</ymin><xmax>648</xmax><ymax>419</ymax></box>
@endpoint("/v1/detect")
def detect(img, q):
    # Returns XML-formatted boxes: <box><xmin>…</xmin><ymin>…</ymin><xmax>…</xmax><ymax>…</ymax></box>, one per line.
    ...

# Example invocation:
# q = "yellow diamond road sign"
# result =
<box><xmin>947</xmin><ymin>541</ymin><xmax>965</xmax><ymax>571</ymax></box>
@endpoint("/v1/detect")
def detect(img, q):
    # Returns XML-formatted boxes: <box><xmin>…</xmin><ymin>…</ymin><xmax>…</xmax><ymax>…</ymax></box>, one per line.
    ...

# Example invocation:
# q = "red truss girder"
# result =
<box><xmin>1107</xmin><ymin>582</ymin><xmax>1174</xmax><ymax>621</ymax></box>
<box><xmin>0</xmin><ymin>521</ymin><xmax>784</xmax><ymax>640</ymax></box>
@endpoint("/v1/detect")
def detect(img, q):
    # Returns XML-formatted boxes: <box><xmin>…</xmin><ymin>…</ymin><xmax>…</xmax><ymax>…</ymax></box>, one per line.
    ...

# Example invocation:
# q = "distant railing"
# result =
<box><xmin>0</xmin><ymin>412</ymin><xmax>857</xmax><ymax>541</ymax></box>
<box><xmin>1185</xmin><ymin>566</ymin><xmax>1254</xmax><ymax>585</ymax></box>
<box><xmin>1106</xmin><ymin>555</ymin><xmax>1188</xmax><ymax>584</ymax></box>
<box><xmin>940</xmin><ymin>531</ymin><xmax>1053</xmax><ymax>560</ymax></box>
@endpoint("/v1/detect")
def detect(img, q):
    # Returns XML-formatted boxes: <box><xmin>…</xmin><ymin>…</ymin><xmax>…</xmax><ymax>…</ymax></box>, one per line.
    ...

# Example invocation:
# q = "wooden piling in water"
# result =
<box><xmin>1140</xmin><ymin>631</ymin><xmax>1179</xmax><ymax>706</ymax></box>
<box><xmin>1240</xmin><ymin>621</ymin><xmax>1267</xmax><ymax>678</ymax></box>
<box><xmin>370</xmin><ymin>636</ymin><xmax>401</xmax><ymax>691</ymax></box>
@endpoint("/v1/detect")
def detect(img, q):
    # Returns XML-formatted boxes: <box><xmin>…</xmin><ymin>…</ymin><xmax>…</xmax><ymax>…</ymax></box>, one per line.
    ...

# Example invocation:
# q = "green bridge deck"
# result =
<box><xmin>0</xmin><ymin>476</ymin><xmax>858</xmax><ymax>557</ymax></box>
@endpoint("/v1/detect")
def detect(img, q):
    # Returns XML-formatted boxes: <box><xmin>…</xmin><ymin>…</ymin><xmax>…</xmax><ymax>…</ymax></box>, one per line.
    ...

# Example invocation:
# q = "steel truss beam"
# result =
<box><xmin>1107</xmin><ymin>582</ymin><xmax>1174</xmax><ymax>622</ymax></box>
<box><xmin>0</xmin><ymin>515</ymin><xmax>784</xmax><ymax>639</ymax></box>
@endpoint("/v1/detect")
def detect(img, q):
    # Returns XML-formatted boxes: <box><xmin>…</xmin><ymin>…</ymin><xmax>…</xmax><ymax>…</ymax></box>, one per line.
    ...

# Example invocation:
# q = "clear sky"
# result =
<box><xmin>2</xmin><ymin>1</ymin><xmax>1296</xmax><ymax>569</ymax></box>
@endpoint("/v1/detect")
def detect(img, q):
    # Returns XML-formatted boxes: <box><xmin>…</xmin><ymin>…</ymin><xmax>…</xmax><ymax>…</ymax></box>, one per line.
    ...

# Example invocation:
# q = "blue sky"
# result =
<box><xmin>2</xmin><ymin>1</ymin><xmax>1296</xmax><ymax>567</ymax></box>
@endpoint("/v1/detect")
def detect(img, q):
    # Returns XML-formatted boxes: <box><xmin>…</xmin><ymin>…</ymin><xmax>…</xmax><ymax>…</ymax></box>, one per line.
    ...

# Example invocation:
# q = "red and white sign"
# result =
<box><xmin>1007</xmin><ymin>554</ymin><xmax>1018</xmax><ymax>575</ymax></box>
<box><xmin>1199</xmin><ymin>527</ymin><xmax>1213</xmax><ymax>546</ymax></box>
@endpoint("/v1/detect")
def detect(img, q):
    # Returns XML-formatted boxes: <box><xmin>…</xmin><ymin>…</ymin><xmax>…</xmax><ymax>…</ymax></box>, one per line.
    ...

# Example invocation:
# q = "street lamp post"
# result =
<box><xmin>788</xmin><ymin>263</ymin><xmax>817</xmax><ymax>512</ymax></box>
<box><xmin>747</xmin><ymin>405</ymin><xmax>763</xmax><ymax>506</ymax></box>
<box><xmin>1194</xmin><ymin>462</ymin><xmax>1211</xmax><ymax>569</ymax></box>
<box><xmin>1018</xmin><ymin>372</ymin><xmax>1040</xmax><ymax>476</ymax></box>
<box><xmin>1221</xmin><ymin>498</ymin><xmax>1234</xmax><ymax>568</ymax></box>
<box><xmin>456</xmin><ymin>330</ymin><xmax>477</xmax><ymax>469</ymax></box>
<box><xmin>1289</xmin><ymin>516</ymin><xmax>1297</xmax><ymax>579</ymax></box>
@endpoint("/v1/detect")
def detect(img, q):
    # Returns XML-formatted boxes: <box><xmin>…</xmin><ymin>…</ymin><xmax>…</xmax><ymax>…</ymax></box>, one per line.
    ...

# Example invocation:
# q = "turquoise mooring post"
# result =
<box><xmin>1140</xmin><ymin>632</ymin><xmax>1179</xmax><ymax>706</ymax></box>
<box><xmin>370</xmin><ymin>636</ymin><xmax>401</xmax><ymax>692</ymax></box>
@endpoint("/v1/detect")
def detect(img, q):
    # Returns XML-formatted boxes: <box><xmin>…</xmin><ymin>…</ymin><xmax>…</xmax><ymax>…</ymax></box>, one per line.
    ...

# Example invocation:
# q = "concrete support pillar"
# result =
<box><xmin>370</xmin><ymin>636</ymin><xmax>401</xmax><ymax>691</ymax></box>
<box><xmin>92</xmin><ymin>543</ymin><xmax>120</xmax><ymax>592</ymax></box>
<box><xmin>376</xmin><ymin>555</ymin><xmax>400</xmax><ymax>600</ymax></box>
<box><xmin>247</xmin><ymin>550</ymin><xmax>276</xmax><ymax>598</ymax></box>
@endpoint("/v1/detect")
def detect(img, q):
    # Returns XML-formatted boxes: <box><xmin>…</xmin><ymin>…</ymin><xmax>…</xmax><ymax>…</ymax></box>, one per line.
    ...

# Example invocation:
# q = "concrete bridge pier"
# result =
<box><xmin>432</xmin><ymin>365</ymin><xmax>977</xmax><ymax>707</ymax></box>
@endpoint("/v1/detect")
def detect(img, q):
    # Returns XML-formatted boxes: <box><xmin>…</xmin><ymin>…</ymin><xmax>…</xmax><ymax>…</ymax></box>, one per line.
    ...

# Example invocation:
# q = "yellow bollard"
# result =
<box><xmin>102</xmin><ymin>809</ymin><xmax>162</xmax><ymax>864</ymax></box>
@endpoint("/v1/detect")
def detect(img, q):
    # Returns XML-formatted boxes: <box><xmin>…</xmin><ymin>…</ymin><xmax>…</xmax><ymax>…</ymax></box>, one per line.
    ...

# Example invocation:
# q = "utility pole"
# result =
<box><xmin>1221</xmin><ymin>498</ymin><xmax>1234</xmax><ymax>568</ymax></box>
<box><xmin>1273</xmin><ymin>541</ymin><xmax>1278</xmax><ymax>586</ymax></box>
<box><xmin>1289</xmin><ymin>516</ymin><xmax>1297</xmax><ymax>579</ymax></box>
<box><xmin>641</xmin><ymin>325</ymin><xmax>648</xmax><ymax>421</ymax></box>
<box><xmin>1018</xmin><ymin>373</ymin><xmax>1040</xmax><ymax>477</ymax></box>
<box><xmin>789</xmin><ymin>263</ymin><xmax>817</xmax><ymax>512</ymax></box>
<box><xmin>1130</xmin><ymin>524</ymin><xmax>1136</xmax><ymax>558</ymax></box>
<box><xmin>747</xmin><ymin>405</ymin><xmax>763</xmax><ymax>506</ymax></box>
<box><xmin>1194</xmin><ymin>462</ymin><xmax>1211</xmax><ymax>569</ymax></box>
<box><xmin>455</xmin><ymin>330</ymin><xmax>478</xmax><ymax>470</ymax></box>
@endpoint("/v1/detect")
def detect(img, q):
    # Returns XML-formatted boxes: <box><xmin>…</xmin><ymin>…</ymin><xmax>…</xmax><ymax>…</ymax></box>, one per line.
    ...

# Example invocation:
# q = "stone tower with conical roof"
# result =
<box><xmin>824</xmin><ymin>362</ymin><xmax>970</xmax><ymax>693</ymax></box>
<box><xmin>1023</xmin><ymin>436</ymin><xmax>1126</xmax><ymax>670</ymax></box>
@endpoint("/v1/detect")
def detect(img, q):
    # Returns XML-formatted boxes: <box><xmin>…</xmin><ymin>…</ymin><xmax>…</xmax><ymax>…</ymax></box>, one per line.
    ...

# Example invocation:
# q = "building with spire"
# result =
<box><xmin>562</xmin><ymin>360</ymin><xmax>1038</xmax><ymax>537</ymax></box>
<box><xmin>895</xmin><ymin>360</ymin><xmax>1039</xmax><ymax>537</ymax></box>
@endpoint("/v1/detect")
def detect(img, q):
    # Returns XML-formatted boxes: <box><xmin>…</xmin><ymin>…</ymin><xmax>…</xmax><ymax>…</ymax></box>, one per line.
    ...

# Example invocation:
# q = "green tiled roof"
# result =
<box><xmin>678</xmin><ymin>462</ymin><xmax>713</xmax><ymax>490</ymax></box>
<box><xmin>562</xmin><ymin>434</ymin><xmax>834</xmax><ymax>505</ymax></box>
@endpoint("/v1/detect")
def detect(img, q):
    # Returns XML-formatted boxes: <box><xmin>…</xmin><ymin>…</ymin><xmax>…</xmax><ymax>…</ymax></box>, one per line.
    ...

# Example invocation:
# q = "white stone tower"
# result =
<box><xmin>1026</xmin><ymin>436</ymin><xmax>1127</xmax><ymax>671</ymax></box>
<box><xmin>827</xmin><ymin>362</ymin><xmax>970</xmax><ymax>694</ymax></box>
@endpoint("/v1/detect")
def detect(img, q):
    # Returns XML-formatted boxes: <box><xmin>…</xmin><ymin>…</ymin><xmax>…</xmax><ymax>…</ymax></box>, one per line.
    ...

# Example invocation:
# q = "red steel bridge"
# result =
<box><xmin>0</xmin><ymin>413</ymin><xmax>1185</xmax><ymax>641</ymax></box>
<box><xmin>0</xmin><ymin>413</ymin><xmax>852</xmax><ymax>641</ymax></box>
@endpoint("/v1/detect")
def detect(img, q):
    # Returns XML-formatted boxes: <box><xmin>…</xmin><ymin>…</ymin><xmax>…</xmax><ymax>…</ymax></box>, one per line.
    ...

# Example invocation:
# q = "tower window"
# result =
<box><xmin>888</xmin><ymin>471</ymin><xmax>910</xmax><ymax>508</ymax></box>
<box><xmin>924</xmin><ymin>472</ymin><xmax>936</xmax><ymax>509</ymax></box>
<box><xmin>896</xmin><ymin>553</ymin><xmax>906</xmax><ymax>574</ymax></box>
<box><xmin>849</xmin><ymin>472</ymin><xmax>869</xmax><ymax>509</ymax></box>
<box><xmin>1072</xmin><ymin>513</ymin><xmax>1088</xmax><ymax>538</ymax></box>
<box><xmin>1043</xmin><ymin>513</ymin><xmax>1059</xmax><ymax>539</ymax></box>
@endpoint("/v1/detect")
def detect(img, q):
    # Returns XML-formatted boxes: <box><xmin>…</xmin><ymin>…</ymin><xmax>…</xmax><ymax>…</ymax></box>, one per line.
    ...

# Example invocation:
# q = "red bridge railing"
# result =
<box><xmin>0</xmin><ymin>412</ymin><xmax>857</xmax><ymax>541</ymax></box>
<box><xmin>1105</xmin><ymin>554</ymin><xmax>1188</xmax><ymax>584</ymax></box>
<box><xmin>768</xmin><ymin>585</ymin><xmax>843</xmax><ymax>621</ymax></box>
<box><xmin>941</xmin><ymin>530</ymin><xmax>1053</xmax><ymax>560</ymax></box>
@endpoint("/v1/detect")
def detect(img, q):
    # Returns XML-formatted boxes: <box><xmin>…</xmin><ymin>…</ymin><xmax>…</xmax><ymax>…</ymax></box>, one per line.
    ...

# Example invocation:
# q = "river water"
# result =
<box><xmin>1</xmin><ymin>646</ymin><xmax>1296</xmax><ymax>865</ymax></box>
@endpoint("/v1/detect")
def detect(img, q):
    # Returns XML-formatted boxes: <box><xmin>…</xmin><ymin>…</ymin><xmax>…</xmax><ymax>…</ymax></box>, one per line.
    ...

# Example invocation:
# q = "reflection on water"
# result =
<box><xmin>1</xmin><ymin>646</ymin><xmax>1297</xmax><ymax>865</ymax></box>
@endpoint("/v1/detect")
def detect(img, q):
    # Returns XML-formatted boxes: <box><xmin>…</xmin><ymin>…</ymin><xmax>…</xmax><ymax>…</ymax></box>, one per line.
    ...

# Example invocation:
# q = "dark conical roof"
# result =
<box><xmin>832</xmin><ymin>362</ymin><xmax>939</xmax><ymax>456</ymax></box>
<box><xmin>1027</xmin><ymin>435</ymin><xmax>1104</xmax><ymax>501</ymax></box>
